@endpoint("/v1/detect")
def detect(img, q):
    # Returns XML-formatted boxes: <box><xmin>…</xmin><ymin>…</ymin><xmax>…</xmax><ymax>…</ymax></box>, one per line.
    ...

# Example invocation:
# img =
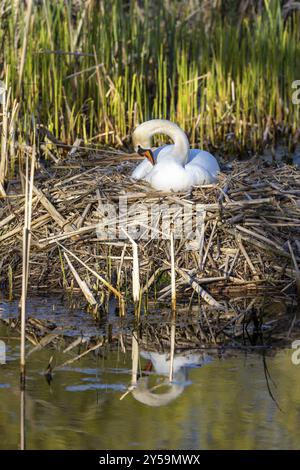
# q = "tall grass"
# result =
<box><xmin>0</xmin><ymin>0</ymin><xmax>299</xmax><ymax>163</ymax></box>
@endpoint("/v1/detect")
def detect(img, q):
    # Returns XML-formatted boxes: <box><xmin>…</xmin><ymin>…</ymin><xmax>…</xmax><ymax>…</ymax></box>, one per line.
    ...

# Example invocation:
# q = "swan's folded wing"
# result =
<box><xmin>187</xmin><ymin>149</ymin><xmax>220</xmax><ymax>179</ymax></box>
<box><xmin>185</xmin><ymin>164</ymin><xmax>211</xmax><ymax>185</ymax></box>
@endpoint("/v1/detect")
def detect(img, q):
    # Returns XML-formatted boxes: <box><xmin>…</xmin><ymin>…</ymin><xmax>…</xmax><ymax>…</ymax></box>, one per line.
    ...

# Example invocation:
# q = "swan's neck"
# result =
<box><xmin>140</xmin><ymin>120</ymin><xmax>190</xmax><ymax>164</ymax></box>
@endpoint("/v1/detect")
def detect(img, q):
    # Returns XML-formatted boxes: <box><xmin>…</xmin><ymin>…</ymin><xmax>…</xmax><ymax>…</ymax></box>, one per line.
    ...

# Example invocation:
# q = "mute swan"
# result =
<box><xmin>132</xmin><ymin>119</ymin><xmax>220</xmax><ymax>192</ymax></box>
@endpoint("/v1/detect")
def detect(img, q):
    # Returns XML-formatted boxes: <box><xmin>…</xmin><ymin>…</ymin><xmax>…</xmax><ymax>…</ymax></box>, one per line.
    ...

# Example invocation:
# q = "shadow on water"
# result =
<box><xmin>0</xmin><ymin>295</ymin><xmax>300</xmax><ymax>449</ymax></box>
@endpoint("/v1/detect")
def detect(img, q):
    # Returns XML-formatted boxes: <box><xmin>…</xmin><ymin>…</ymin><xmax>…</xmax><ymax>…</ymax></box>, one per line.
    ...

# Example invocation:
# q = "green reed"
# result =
<box><xmin>0</xmin><ymin>0</ymin><xmax>299</xmax><ymax>159</ymax></box>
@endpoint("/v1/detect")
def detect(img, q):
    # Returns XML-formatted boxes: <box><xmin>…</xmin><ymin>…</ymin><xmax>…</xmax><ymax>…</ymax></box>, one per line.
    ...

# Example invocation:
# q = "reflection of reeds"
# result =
<box><xmin>1</xmin><ymin>295</ymin><xmax>298</xmax><ymax>369</ymax></box>
<box><xmin>20</xmin><ymin>389</ymin><xmax>25</xmax><ymax>450</ymax></box>
<box><xmin>131</xmin><ymin>330</ymin><xmax>139</xmax><ymax>387</ymax></box>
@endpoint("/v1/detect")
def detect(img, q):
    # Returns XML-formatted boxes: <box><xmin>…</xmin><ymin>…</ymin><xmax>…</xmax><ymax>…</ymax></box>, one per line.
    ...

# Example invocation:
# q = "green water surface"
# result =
<box><xmin>0</xmin><ymin>321</ymin><xmax>300</xmax><ymax>450</ymax></box>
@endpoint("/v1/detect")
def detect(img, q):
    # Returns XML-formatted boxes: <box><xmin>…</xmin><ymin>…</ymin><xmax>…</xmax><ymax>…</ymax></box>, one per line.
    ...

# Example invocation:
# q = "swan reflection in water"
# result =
<box><xmin>131</xmin><ymin>349</ymin><xmax>212</xmax><ymax>407</ymax></box>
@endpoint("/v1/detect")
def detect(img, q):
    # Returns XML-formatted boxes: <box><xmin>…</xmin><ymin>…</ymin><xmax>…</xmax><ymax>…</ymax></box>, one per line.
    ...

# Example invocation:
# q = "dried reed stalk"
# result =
<box><xmin>20</xmin><ymin>141</ymin><xmax>36</xmax><ymax>387</ymax></box>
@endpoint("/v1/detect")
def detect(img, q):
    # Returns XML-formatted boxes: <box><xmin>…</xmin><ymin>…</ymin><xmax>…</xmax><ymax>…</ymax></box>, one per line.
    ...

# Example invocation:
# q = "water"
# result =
<box><xmin>1</xmin><ymin>315</ymin><xmax>300</xmax><ymax>450</ymax></box>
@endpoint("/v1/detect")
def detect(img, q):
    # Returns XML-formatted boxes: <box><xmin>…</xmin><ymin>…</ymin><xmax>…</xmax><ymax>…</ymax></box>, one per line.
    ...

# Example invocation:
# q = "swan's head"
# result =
<box><xmin>132</xmin><ymin>119</ymin><xmax>190</xmax><ymax>167</ymax></box>
<box><xmin>132</xmin><ymin>126</ymin><xmax>155</xmax><ymax>166</ymax></box>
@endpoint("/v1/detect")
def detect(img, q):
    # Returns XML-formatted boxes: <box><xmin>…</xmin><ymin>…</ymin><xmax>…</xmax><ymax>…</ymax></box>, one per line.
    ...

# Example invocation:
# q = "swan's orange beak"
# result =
<box><xmin>137</xmin><ymin>146</ymin><xmax>155</xmax><ymax>166</ymax></box>
<box><xmin>144</xmin><ymin>150</ymin><xmax>155</xmax><ymax>166</ymax></box>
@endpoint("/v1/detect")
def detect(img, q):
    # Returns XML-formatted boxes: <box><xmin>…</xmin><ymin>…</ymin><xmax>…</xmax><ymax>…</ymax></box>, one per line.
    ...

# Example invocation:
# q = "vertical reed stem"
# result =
<box><xmin>18</xmin><ymin>0</ymin><xmax>33</xmax><ymax>94</ymax></box>
<box><xmin>170</xmin><ymin>226</ymin><xmax>176</xmax><ymax>313</ymax></box>
<box><xmin>20</xmin><ymin>136</ymin><xmax>36</xmax><ymax>388</ymax></box>
<box><xmin>169</xmin><ymin>226</ymin><xmax>176</xmax><ymax>382</ymax></box>
<box><xmin>0</xmin><ymin>79</ymin><xmax>8</xmax><ymax>196</ymax></box>
<box><xmin>20</xmin><ymin>153</ymin><xmax>29</xmax><ymax>387</ymax></box>
<box><xmin>121</xmin><ymin>228</ymin><xmax>140</xmax><ymax>317</ymax></box>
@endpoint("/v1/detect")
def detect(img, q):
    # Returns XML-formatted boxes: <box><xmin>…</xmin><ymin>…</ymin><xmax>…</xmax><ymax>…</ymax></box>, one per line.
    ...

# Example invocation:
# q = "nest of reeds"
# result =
<box><xmin>0</xmin><ymin>152</ymin><xmax>299</xmax><ymax>312</ymax></box>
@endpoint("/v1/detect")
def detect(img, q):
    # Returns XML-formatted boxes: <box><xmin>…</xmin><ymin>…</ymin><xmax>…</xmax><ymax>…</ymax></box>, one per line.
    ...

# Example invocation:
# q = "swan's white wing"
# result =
<box><xmin>186</xmin><ymin>149</ymin><xmax>220</xmax><ymax>181</ymax></box>
<box><xmin>185</xmin><ymin>164</ymin><xmax>211</xmax><ymax>185</ymax></box>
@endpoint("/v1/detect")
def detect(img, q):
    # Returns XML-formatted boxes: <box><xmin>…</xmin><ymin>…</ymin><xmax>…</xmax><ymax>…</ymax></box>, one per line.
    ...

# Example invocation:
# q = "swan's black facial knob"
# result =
<box><xmin>137</xmin><ymin>146</ymin><xmax>155</xmax><ymax>165</ymax></box>
<box><xmin>137</xmin><ymin>145</ymin><xmax>145</xmax><ymax>155</ymax></box>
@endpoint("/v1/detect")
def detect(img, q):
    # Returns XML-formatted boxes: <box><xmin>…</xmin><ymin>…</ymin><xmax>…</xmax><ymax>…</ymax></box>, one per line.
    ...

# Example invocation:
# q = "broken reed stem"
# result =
<box><xmin>56</xmin><ymin>339</ymin><xmax>104</xmax><ymax>369</ymax></box>
<box><xmin>57</xmin><ymin>241</ymin><xmax>124</xmax><ymax>304</ymax></box>
<box><xmin>287</xmin><ymin>240</ymin><xmax>300</xmax><ymax>298</ymax></box>
<box><xmin>63</xmin><ymin>252</ymin><xmax>97</xmax><ymax>306</ymax></box>
<box><xmin>117</xmin><ymin>243</ymin><xmax>127</xmax><ymax>289</ymax></box>
<box><xmin>170</xmin><ymin>227</ymin><xmax>176</xmax><ymax>313</ymax></box>
<box><xmin>132</xmin><ymin>244</ymin><xmax>140</xmax><ymax>306</ymax></box>
<box><xmin>121</xmin><ymin>228</ymin><xmax>140</xmax><ymax>315</ymax></box>
<box><xmin>0</xmin><ymin>79</ymin><xmax>9</xmax><ymax>197</ymax></box>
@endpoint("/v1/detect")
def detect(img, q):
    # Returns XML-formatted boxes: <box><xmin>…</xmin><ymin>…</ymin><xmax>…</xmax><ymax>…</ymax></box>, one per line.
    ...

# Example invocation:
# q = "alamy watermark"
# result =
<box><xmin>291</xmin><ymin>340</ymin><xmax>300</xmax><ymax>365</ymax></box>
<box><xmin>95</xmin><ymin>197</ymin><xmax>205</xmax><ymax>247</ymax></box>
<box><xmin>292</xmin><ymin>80</ymin><xmax>300</xmax><ymax>105</ymax></box>
<box><xmin>0</xmin><ymin>340</ymin><xmax>6</xmax><ymax>365</ymax></box>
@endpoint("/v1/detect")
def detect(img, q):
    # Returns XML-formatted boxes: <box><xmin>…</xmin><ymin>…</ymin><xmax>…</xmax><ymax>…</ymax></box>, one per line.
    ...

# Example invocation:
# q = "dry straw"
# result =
<box><xmin>1</xmin><ymin>152</ymin><xmax>298</xmax><ymax>317</ymax></box>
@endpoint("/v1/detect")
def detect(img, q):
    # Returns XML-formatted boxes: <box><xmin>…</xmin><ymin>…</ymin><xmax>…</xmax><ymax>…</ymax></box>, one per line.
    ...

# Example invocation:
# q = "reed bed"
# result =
<box><xmin>0</xmin><ymin>149</ymin><xmax>299</xmax><ymax>314</ymax></box>
<box><xmin>0</xmin><ymin>0</ymin><xmax>299</xmax><ymax>187</ymax></box>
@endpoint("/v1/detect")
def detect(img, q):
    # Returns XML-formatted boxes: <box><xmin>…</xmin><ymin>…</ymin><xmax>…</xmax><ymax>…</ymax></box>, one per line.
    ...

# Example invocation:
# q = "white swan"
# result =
<box><xmin>132</xmin><ymin>119</ymin><xmax>220</xmax><ymax>192</ymax></box>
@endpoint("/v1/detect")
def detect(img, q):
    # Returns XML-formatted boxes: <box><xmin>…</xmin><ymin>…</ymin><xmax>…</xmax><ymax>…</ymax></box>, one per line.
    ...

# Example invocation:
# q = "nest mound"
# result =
<box><xmin>0</xmin><ymin>154</ymin><xmax>299</xmax><ymax>311</ymax></box>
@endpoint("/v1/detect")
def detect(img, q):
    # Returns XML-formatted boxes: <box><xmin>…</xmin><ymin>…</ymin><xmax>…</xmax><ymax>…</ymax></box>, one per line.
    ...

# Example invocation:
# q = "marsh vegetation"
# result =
<box><xmin>0</xmin><ymin>0</ymin><xmax>299</xmax><ymax>183</ymax></box>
